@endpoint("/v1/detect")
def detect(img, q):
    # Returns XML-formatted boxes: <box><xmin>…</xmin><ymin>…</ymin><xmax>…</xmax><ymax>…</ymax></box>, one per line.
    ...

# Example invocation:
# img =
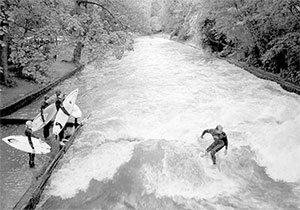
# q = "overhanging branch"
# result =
<box><xmin>77</xmin><ymin>0</ymin><xmax>127</xmax><ymax>30</ymax></box>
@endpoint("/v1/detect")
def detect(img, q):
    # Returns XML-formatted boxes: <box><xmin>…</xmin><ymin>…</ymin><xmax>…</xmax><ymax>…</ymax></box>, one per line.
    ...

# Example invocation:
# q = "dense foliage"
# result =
<box><xmin>0</xmin><ymin>0</ymin><xmax>57</xmax><ymax>84</ymax></box>
<box><xmin>162</xmin><ymin>0</ymin><xmax>300</xmax><ymax>85</ymax></box>
<box><xmin>1</xmin><ymin>0</ymin><xmax>299</xmax><ymax>86</ymax></box>
<box><xmin>0</xmin><ymin>0</ymin><xmax>147</xmax><ymax>85</ymax></box>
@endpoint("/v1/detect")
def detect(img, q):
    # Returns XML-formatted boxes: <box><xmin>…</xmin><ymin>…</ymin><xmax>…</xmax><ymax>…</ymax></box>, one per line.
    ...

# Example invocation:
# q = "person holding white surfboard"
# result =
<box><xmin>41</xmin><ymin>95</ymin><xmax>51</xmax><ymax>139</ymax></box>
<box><xmin>62</xmin><ymin>93</ymin><xmax>79</xmax><ymax>128</ymax></box>
<box><xmin>25</xmin><ymin>121</ymin><xmax>39</xmax><ymax>168</ymax></box>
<box><xmin>54</xmin><ymin>90</ymin><xmax>66</xmax><ymax>144</ymax></box>
<box><xmin>41</xmin><ymin>95</ymin><xmax>50</xmax><ymax>122</ymax></box>
<box><xmin>199</xmin><ymin>125</ymin><xmax>228</xmax><ymax>165</ymax></box>
<box><xmin>55</xmin><ymin>90</ymin><xmax>64</xmax><ymax>111</ymax></box>
<box><xmin>53</xmin><ymin>89</ymin><xmax>79</xmax><ymax>147</ymax></box>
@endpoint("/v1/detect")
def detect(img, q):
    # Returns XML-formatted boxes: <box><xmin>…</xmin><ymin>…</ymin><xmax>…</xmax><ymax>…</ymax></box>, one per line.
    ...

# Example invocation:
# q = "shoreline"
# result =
<box><xmin>167</xmin><ymin>36</ymin><xmax>300</xmax><ymax>96</ymax></box>
<box><xmin>0</xmin><ymin>60</ymin><xmax>85</xmax><ymax>209</ymax></box>
<box><xmin>224</xmin><ymin>56</ymin><xmax>300</xmax><ymax>95</ymax></box>
<box><xmin>12</xmin><ymin>122</ymin><xmax>84</xmax><ymax>210</ymax></box>
<box><xmin>0</xmin><ymin>64</ymin><xmax>84</xmax><ymax>117</ymax></box>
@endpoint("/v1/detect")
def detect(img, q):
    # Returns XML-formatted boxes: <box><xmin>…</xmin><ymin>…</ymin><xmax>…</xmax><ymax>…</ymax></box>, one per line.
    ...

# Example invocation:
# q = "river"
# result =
<box><xmin>3</xmin><ymin>36</ymin><xmax>300</xmax><ymax>210</ymax></box>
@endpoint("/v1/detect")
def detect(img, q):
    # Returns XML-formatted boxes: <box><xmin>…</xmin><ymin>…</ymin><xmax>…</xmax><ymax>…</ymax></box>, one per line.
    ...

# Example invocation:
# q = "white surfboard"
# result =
<box><xmin>71</xmin><ymin>104</ymin><xmax>82</xmax><ymax>118</ymax></box>
<box><xmin>32</xmin><ymin>103</ymin><xmax>81</xmax><ymax>132</ymax></box>
<box><xmin>32</xmin><ymin>103</ymin><xmax>57</xmax><ymax>132</ymax></box>
<box><xmin>53</xmin><ymin>89</ymin><xmax>79</xmax><ymax>135</ymax></box>
<box><xmin>2</xmin><ymin>135</ymin><xmax>51</xmax><ymax>154</ymax></box>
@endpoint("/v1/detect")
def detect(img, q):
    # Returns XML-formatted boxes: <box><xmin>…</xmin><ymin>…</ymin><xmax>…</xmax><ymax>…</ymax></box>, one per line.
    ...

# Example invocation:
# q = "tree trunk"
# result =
<box><xmin>1</xmin><ymin>33</ymin><xmax>9</xmax><ymax>85</ymax></box>
<box><xmin>72</xmin><ymin>42</ymin><xmax>84</xmax><ymax>64</ymax></box>
<box><xmin>1</xmin><ymin>0</ymin><xmax>10</xmax><ymax>85</ymax></box>
<box><xmin>70</xmin><ymin>0</ymin><xmax>83</xmax><ymax>64</ymax></box>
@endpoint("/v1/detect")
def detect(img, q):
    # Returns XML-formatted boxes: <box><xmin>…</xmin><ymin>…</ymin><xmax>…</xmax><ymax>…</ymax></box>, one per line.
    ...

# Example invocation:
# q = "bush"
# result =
<box><xmin>19</xmin><ymin>60</ymin><xmax>52</xmax><ymax>84</ymax></box>
<box><xmin>200</xmin><ymin>18</ymin><xmax>227</xmax><ymax>53</ymax></box>
<box><xmin>262</xmin><ymin>32</ymin><xmax>300</xmax><ymax>84</ymax></box>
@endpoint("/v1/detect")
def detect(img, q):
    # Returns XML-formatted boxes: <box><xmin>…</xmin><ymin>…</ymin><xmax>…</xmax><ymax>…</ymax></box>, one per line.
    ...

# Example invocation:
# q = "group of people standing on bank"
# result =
<box><xmin>24</xmin><ymin>90</ymin><xmax>75</xmax><ymax>168</ymax></box>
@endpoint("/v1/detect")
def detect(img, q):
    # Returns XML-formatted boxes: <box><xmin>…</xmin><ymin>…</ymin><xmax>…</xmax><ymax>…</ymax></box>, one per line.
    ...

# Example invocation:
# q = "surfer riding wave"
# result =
<box><xmin>199</xmin><ymin>125</ymin><xmax>228</xmax><ymax>165</ymax></box>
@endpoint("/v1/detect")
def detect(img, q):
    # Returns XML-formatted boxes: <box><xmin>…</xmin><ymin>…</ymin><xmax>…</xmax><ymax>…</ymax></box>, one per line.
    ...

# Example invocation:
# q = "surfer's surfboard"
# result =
<box><xmin>2</xmin><ymin>135</ymin><xmax>51</xmax><ymax>154</ymax></box>
<box><xmin>32</xmin><ymin>103</ymin><xmax>81</xmax><ymax>132</ymax></box>
<box><xmin>53</xmin><ymin>89</ymin><xmax>79</xmax><ymax>135</ymax></box>
<box><xmin>71</xmin><ymin>104</ymin><xmax>82</xmax><ymax>118</ymax></box>
<box><xmin>45</xmin><ymin>94</ymin><xmax>80</xmax><ymax>116</ymax></box>
<box><xmin>199</xmin><ymin>150</ymin><xmax>222</xmax><ymax>172</ymax></box>
<box><xmin>32</xmin><ymin>103</ymin><xmax>57</xmax><ymax>132</ymax></box>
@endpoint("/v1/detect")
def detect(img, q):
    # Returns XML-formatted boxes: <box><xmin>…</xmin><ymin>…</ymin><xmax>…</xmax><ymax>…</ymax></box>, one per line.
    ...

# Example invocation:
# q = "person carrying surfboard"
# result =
<box><xmin>41</xmin><ymin>95</ymin><xmax>51</xmax><ymax>139</ymax></box>
<box><xmin>55</xmin><ymin>90</ymin><xmax>64</xmax><ymax>110</ymax></box>
<box><xmin>25</xmin><ymin>121</ymin><xmax>38</xmax><ymax>168</ymax></box>
<box><xmin>41</xmin><ymin>95</ymin><xmax>50</xmax><ymax>122</ymax></box>
<box><xmin>200</xmin><ymin>125</ymin><xmax>228</xmax><ymax>165</ymax></box>
<box><xmin>55</xmin><ymin>90</ymin><xmax>69</xmax><ymax>143</ymax></box>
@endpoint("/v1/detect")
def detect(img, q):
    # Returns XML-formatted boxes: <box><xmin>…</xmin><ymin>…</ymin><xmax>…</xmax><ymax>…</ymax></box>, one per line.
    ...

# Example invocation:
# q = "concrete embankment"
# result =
<box><xmin>1</xmin><ymin>63</ymin><xmax>86</xmax><ymax>210</ymax></box>
<box><xmin>0</xmin><ymin>64</ymin><xmax>84</xmax><ymax>117</ymax></box>
<box><xmin>0</xmin><ymin>117</ymin><xmax>76</xmax><ymax>127</ymax></box>
<box><xmin>180</xmin><ymin>40</ymin><xmax>300</xmax><ymax>95</ymax></box>
<box><xmin>12</xmin><ymin>122</ymin><xmax>84</xmax><ymax>210</ymax></box>
<box><xmin>224</xmin><ymin>57</ymin><xmax>300</xmax><ymax>95</ymax></box>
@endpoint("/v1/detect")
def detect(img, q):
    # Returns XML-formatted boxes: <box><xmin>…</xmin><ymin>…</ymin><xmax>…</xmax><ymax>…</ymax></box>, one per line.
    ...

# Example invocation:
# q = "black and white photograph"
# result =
<box><xmin>0</xmin><ymin>0</ymin><xmax>300</xmax><ymax>209</ymax></box>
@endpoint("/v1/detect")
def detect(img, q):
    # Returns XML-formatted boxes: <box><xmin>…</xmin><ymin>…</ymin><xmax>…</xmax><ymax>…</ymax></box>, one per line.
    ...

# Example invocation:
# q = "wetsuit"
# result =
<box><xmin>40</xmin><ymin>100</ymin><xmax>49</xmax><ymax>122</ymax></box>
<box><xmin>55</xmin><ymin>95</ymin><xmax>63</xmax><ymax>111</ymax></box>
<box><xmin>58</xmin><ymin>127</ymin><xmax>65</xmax><ymax>142</ymax></box>
<box><xmin>202</xmin><ymin>129</ymin><xmax>228</xmax><ymax>164</ymax></box>
<box><xmin>41</xmin><ymin>100</ymin><xmax>51</xmax><ymax>139</ymax></box>
<box><xmin>25</xmin><ymin>127</ymin><xmax>37</xmax><ymax>168</ymax></box>
<box><xmin>54</xmin><ymin>94</ymin><xmax>68</xmax><ymax>144</ymax></box>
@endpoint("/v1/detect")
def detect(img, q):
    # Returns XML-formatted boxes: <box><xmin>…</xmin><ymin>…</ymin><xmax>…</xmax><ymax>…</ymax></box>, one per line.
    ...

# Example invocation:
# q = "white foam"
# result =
<box><xmin>47</xmin><ymin>141</ymin><xmax>135</xmax><ymax>199</ymax></box>
<box><xmin>247</xmin><ymin>117</ymin><xmax>300</xmax><ymax>182</ymax></box>
<box><xmin>45</xmin><ymin>36</ymin><xmax>300</xmax><ymax>204</ymax></box>
<box><xmin>96</xmin><ymin>59</ymin><xmax>300</xmax><ymax>183</ymax></box>
<box><xmin>141</xmin><ymin>145</ymin><xmax>237</xmax><ymax>199</ymax></box>
<box><xmin>219</xmin><ymin>85</ymin><xmax>300</xmax><ymax>183</ymax></box>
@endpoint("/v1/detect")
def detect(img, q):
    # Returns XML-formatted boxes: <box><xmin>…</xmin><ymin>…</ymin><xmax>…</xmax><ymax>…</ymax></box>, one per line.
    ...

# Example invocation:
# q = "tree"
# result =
<box><xmin>106</xmin><ymin>0</ymin><xmax>152</xmax><ymax>33</ymax></box>
<box><xmin>0</xmin><ymin>0</ymin><xmax>63</xmax><ymax>84</ymax></box>
<box><xmin>64</xmin><ymin>0</ymin><xmax>133</xmax><ymax>64</ymax></box>
<box><xmin>161</xmin><ymin>0</ymin><xmax>203</xmax><ymax>40</ymax></box>
<box><xmin>0</xmin><ymin>0</ymin><xmax>141</xmax><ymax>85</ymax></box>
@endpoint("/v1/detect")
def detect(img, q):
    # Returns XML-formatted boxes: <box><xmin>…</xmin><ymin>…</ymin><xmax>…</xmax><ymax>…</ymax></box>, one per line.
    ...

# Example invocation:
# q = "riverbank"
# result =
<box><xmin>171</xmin><ymin>37</ymin><xmax>300</xmax><ymax>96</ymax></box>
<box><xmin>0</xmin><ymin>60</ymin><xmax>84</xmax><ymax>117</ymax></box>
<box><xmin>0</xmin><ymin>62</ymin><xmax>73</xmax><ymax>107</ymax></box>
<box><xmin>0</xmin><ymin>121</ymin><xmax>82</xmax><ymax>210</ymax></box>
<box><xmin>13</xmin><ymin>122</ymin><xmax>84</xmax><ymax>210</ymax></box>
<box><xmin>224</xmin><ymin>56</ymin><xmax>300</xmax><ymax>95</ymax></box>
<box><xmin>0</xmin><ymin>54</ymin><xmax>85</xmax><ymax>210</ymax></box>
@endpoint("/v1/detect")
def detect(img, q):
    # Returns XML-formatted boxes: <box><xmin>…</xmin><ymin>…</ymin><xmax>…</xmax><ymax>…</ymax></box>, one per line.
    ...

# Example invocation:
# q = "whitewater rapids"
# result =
<box><xmin>37</xmin><ymin>36</ymin><xmax>300</xmax><ymax>210</ymax></box>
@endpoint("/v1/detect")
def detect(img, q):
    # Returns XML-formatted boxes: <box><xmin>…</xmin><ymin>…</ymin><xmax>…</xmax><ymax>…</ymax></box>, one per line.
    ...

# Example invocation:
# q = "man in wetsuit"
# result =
<box><xmin>25</xmin><ymin>121</ymin><xmax>38</xmax><ymax>168</ymax></box>
<box><xmin>41</xmin><ymin>95</ymin><xmax>51</xmax><ymax>139</ymax></box>
<box><xmin>54</xmin><ymin>92</ymin><xmax>67</xmax><ymax>146</ymax></box>
<box><xmin>200</xmin><ymin>125</ymin><xmax>228</xmax><ymax>165</ymax></box>
<box><xmin>55</xmin><ymin>90</ymin><xmax>63</xmax><ymax>110</ymax></box>
<box><xmin>41</xmin><ymin>95</ymin><xmax>49</xmax><ymax>122</ymax></box>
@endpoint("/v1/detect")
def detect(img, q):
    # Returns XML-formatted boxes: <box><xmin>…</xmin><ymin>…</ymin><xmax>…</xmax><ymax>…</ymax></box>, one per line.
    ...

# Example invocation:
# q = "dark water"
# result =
<box><xmin>2</xmin><ymin>36</ymin><xmax>300</xmax><ymax>210</ymax></box>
